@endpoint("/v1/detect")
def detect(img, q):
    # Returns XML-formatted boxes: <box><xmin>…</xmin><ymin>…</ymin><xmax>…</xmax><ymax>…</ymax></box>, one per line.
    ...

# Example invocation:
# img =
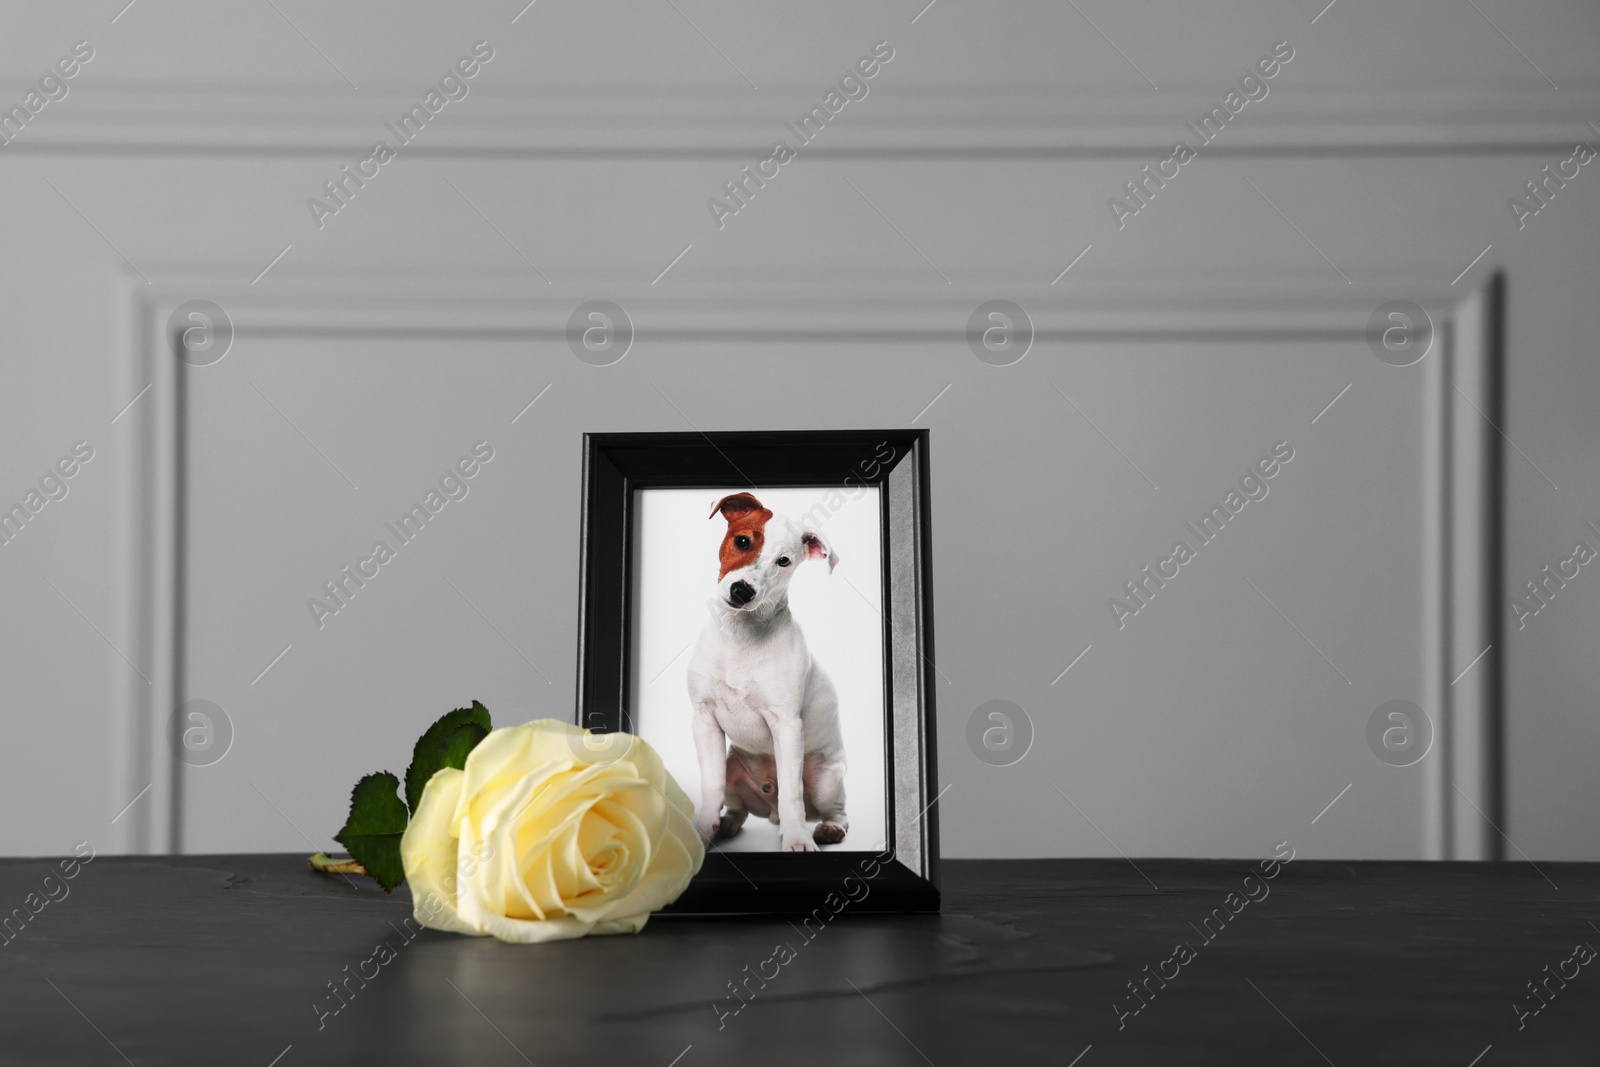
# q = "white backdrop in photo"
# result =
<box><xmin>630</xmin><ymin>487</ymin><xmax>886</xmax><ymax>852</ymax></box>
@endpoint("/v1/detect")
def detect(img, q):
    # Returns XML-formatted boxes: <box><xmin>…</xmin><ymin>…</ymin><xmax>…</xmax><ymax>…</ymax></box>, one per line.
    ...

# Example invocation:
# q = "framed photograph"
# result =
<box><xmin>576</xmin><ymin>430</ymin><xmax>939</xmax><ymax>913</ymax></box>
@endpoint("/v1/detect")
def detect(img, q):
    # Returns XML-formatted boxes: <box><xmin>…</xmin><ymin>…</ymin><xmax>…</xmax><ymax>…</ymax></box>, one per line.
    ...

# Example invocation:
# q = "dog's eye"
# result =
<box><xmin>734</xmin><ymin>535</ymin><xmax>751</xmax><ymax>551</ymax></box>
<box><xmin>776</xmin><ymin>556</ymin><xmax>791</xmax><ymax>567</ymax></box>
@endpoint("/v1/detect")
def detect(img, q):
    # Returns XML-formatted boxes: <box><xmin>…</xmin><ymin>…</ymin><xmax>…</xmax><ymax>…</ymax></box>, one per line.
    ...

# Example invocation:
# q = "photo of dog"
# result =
<box><xmin>687</xmin><ymin>492</ymin><xmax>848</xmax><ymax>852</ymax></box>
<box><xmin>631</xmin><ymin>486</ymin><xmax>886</xmax><ymax>854</ymax></box>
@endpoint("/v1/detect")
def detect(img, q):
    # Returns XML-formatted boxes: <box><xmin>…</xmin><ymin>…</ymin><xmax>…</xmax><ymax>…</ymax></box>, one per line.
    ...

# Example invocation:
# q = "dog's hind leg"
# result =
<box><xmin>804</xmin><ymin>754</ymin><xmax>849</xmax><ymax>846</ymax></box>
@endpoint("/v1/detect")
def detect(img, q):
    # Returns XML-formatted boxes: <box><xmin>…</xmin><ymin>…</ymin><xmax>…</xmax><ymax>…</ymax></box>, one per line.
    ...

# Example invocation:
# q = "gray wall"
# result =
<box><xmin>1</xmin><ymin>0</ymin><xmax>1597</xmax><ymax>862</ymax></box>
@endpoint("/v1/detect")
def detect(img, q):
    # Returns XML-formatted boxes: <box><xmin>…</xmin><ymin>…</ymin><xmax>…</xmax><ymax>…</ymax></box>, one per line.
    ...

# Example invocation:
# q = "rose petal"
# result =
<box><xmin>399</xmin><ymin>768</ymin><xmax>478</xmax><ymax>935</ymax></box>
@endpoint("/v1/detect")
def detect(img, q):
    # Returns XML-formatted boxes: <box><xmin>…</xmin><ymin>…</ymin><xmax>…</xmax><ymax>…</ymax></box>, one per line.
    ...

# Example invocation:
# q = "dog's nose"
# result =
<box><xmin>728</xmin><ymin>580</ymin><xmax>755</xmax><ymax>607</ymax></box>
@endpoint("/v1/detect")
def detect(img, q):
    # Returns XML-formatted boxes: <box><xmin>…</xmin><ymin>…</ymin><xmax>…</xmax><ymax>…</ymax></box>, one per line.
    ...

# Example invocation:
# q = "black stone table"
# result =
<box><xmin>2</xmin><ymin>854</ymin><xmax>1596</xmax><ymax>1065</ymax></box>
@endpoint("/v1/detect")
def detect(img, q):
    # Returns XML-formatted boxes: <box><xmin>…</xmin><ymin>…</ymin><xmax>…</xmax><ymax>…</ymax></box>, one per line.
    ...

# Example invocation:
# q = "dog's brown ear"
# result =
<box><xmin>709</xmin><ymin>492</ymin><xmax>764</xmax><ymax>521</ymax></box>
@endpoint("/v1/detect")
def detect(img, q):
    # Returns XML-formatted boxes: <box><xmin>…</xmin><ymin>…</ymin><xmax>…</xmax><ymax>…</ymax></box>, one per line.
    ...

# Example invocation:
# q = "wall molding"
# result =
<box><xmin>129</xmin><ymin>263</ymin><xmax>1480</xmax><ymax>337</ymax></box>
<box><xmin>1422</xmin><ymin>273</ymin><xmax>1506</xmax><ymax>861</ymax></box>
<box><xmin>109</xmin><ymin>271</ymin><xmax>181</xmax><ymax>854</ymax></box>
<box><xmin>22</xmin><ymin>81</ymin><xmax>1600</xmax><ymax>157</ymax></box>
<box><xmin>112</xmin><ymin>263</ymin><xmax>1498</xmax><ymax>854</ymax></box>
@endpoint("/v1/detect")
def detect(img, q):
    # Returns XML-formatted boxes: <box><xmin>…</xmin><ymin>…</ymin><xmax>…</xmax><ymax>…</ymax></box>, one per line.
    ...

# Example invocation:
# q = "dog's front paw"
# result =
<box><xmin>813</xmin><ymin>821</ymin><xmax>847</xmax><ymax>846</ymax></box>
<box><xmin>781</xmin><ymin>830</ymin><xmax>818</xmax><ymax>853</ymax></box>
<box><xmin>695</xmin><ymin>817</ymin><xmax>720</xmax><ymax>845</ymax></box>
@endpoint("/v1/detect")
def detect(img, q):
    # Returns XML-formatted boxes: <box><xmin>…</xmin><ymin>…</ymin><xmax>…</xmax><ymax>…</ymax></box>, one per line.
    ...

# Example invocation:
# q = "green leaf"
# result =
<box><xmin>333</xmin><ymin>772</ymin><xmax>409</xmax><ymax>892</ymax></box>
<box><xmin>439</xmin><ymin>722</ymin><xmax>489</xmax><ymax>772</ymax></box>
<box><xmin>404</xmin><ymin>700</ymin><xmax>492</xmax><ymax>815</ymax></box>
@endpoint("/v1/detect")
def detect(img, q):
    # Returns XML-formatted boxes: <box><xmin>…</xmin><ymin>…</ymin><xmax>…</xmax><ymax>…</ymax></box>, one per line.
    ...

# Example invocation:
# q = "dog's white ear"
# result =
<box><xmin>801</xmin><ymin>531</ymin><xmax>838</xmax><ymax>573</ymax></box>
<box><xmin>709</xmin><ymin>492</ymin><xmax>764</xmax><ymax>521</ymax></box>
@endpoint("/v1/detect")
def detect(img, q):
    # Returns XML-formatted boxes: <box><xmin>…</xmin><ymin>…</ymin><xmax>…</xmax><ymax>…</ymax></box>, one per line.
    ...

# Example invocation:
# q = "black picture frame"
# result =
<box><xmin>575</xmin><ymin>429</ymin><xmax>939</xmax><ymax>913</ymax></box>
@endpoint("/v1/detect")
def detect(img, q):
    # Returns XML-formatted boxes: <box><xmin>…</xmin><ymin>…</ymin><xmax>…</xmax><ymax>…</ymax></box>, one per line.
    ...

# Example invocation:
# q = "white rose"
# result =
<box><xmin>401</xmin><ymin>719</ymin><xmax>703</xmax><ymax>943</ymax></box>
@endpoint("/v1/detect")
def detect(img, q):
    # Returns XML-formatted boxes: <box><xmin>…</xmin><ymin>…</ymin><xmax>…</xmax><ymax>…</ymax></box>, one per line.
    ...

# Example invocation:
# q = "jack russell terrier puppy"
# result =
<box><xmin>687</xmin><ymin>492</ymin><xmax>847</xmax><ymax>852</ymax></box>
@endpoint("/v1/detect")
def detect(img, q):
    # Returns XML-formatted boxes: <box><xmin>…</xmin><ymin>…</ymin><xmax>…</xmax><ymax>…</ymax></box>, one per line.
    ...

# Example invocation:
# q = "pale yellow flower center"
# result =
<box><xmin>588</xmin><ymin>840</ymin><xmax>629</xmax><ymax>886</ymax></box>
